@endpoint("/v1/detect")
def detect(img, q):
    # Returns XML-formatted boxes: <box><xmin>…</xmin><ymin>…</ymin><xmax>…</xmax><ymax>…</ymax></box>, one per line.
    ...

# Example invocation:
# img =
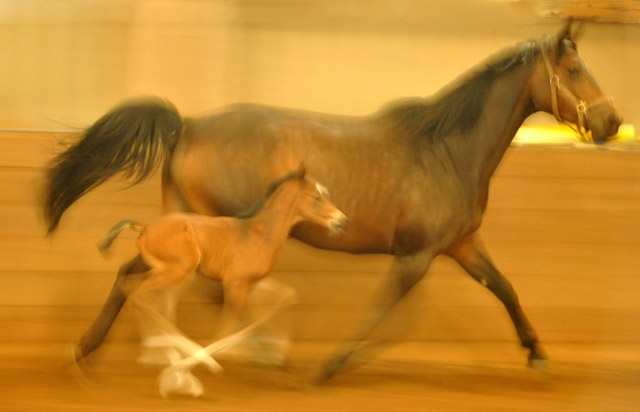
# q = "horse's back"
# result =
<box><xmin>173</xmin><ymin>104</ymin><xmax>383</xmax><ymax>212</ymax></box>
<box><xmin>184</xmin><ymin>103</ymin><xmax>368</xmax><ymax>142</ymax></box>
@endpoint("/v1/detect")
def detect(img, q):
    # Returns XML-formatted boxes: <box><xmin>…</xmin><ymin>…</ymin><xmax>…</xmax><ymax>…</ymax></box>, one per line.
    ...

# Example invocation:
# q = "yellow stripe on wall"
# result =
<box><xmin>513</xmin><ymin>124</ymin><xmax>636</xmax><ymax>146</ymax></box>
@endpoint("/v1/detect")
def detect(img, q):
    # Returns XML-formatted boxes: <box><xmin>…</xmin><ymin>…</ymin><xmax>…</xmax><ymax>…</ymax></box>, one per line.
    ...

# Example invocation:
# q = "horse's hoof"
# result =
<box><xmin>63</xmin><ymin>344</ymin><xmax>80</xmax><ymax>365</ymax></box>
<box><xmin>527</xmin><ymin>356</ymin><xmax>549</xmax><ymax>373</ymax></box>
<box><xmin>314</xmin><ymin>357</ymin><xmax>344</xmax><ymax>385</ymax></box>
<box><xmin>158</xmin><ymin>368</ymin><xmax>204</xmax><ymax>398</ymax></box>
<box><xmin>61</xmin><ymin>344</ymin><xmax>93</xmax><ymax>388</ymax></box>
<box><xmin>249</xmin><ymin>336</ymin><xmax>291</xmax><ymax>368</ymax></box>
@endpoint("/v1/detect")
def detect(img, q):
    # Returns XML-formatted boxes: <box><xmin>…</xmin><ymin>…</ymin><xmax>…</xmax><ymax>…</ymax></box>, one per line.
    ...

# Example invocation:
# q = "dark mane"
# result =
<box><xmin>379</xmin><ymin>38</ymin><xmax>545</xmax><ymax>141</ymax></box>
<box><xmin>236</xmin><ymin>169</ymin><xmax>301</xmax><ymax>219</ymax></box>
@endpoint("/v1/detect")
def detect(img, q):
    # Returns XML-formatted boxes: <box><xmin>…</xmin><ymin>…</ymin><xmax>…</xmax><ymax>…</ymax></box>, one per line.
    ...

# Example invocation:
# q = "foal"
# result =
<box><xmin>98</xmin><ymin>166</ymin><xmax>347</xmax><ymax>396</ymax></box>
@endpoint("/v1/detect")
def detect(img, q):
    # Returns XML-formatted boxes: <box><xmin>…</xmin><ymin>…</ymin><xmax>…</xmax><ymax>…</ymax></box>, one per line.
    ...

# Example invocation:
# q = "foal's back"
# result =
<box><xmin>138</xmin><ymin>213</ymin><xmax>263</xmax><ymax>282</ymax></box>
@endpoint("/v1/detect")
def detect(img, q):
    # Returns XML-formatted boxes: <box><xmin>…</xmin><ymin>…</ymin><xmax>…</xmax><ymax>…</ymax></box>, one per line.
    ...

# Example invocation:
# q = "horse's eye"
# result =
<box><xmin>568</xmin><ymin>67</ymin><xmax>580</xmax><ymax>77</ymax></box>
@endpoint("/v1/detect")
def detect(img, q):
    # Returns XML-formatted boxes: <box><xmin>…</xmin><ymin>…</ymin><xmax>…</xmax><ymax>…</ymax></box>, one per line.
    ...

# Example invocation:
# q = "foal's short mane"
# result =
<box><xmin>379</xmin><ymin>37</ymin><xmax>548</xmax><ymax>141</ymax></box>
<box><xmin>236</xmin><ymin>170</ymin><xmax>301</xmax><ymax>219</ymax></box>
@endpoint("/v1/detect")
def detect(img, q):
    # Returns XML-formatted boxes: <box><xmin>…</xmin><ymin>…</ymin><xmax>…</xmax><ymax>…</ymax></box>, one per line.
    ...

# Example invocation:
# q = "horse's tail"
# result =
<box><xmin>98</xmin><ymin>220</ymin><xmax>142</xmax><ymax>255</ymax></box>
<box><xmin>43</xmin><ymin>96</ymin><xmax>183</xmax><ymax>235</ymax></box>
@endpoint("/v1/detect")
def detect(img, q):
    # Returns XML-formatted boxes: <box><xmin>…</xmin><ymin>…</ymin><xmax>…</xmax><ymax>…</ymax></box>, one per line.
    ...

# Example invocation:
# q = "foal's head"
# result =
<box><xmin>530</xmin><ymin>20</ymin><xmax>622</xmax><ymax>143</ymax></box>
<box><xmin>278</xmin><ymin>165</ymin><xmax>347</xmax><ymax>234</ymax></box>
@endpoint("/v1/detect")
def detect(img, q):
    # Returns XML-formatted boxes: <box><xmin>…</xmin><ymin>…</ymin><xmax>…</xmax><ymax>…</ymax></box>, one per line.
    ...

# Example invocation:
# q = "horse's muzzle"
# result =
<box><xmin>590</xmin><ymin>104</ymin><xmax>623</xmax><ymax>144</ymax></box>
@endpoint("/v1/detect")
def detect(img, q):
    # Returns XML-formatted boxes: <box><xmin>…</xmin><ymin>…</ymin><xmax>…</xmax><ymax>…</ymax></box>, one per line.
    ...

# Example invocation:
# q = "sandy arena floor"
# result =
<box><xmin>1</xmin><ymin>341</ymin><xmax>639</xmax><ymax>412</ymax></box>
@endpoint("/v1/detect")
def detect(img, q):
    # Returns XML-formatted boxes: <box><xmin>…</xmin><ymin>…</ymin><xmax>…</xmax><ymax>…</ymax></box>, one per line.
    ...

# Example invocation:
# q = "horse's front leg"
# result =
<box><xmin>447</xmin><ymin>234</ymin><xmax>547</xmax><ymax>370</ymax></box>
<box><xmin>317</xmin><ymin>251</ymin><xmax>434</xmax><ymax>383</ymax></box>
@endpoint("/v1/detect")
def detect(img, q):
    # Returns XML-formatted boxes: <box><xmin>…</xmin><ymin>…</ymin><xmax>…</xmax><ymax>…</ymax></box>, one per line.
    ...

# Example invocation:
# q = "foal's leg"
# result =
<box><xmin>131</xmin><ymin>275</ymin><xmax>226</xmax><ymax>398</ymax></box>
<box><xmin>163</xmin><ymin>278</ymin><xmax>297</xmax><ymax>372</ymax></box>
<box><xmin>157</xmin><ymin>278</ymin><xmax>252</xmax><ymax>389</ymax></box>
<box><xmin>134</xmin><ymin>285</ymin><xmax>182</xmax><ymax>366</ymax></box>
<box><xmin>447</xmin><ymin>234</ymin><xmax>547</xmax><ymax>369</ymax></box>
<box><xmin>212</xmin><ymin>278</ymin><xmax>298</xmax><ymax>365</ymax></box>
<box><xmin>129</xmin><ymin>270</ymin><xmax>223</xmax><ymax>374</ymax></box>
<box><xmin>243</xmin><ymin>278</ymin><xmax>298</xmax><ymax>365</ymax></box>
<box><xmin>317</xmin><ymin>251</ymin><xmax>434</xmax><ymax>382</ymax></box>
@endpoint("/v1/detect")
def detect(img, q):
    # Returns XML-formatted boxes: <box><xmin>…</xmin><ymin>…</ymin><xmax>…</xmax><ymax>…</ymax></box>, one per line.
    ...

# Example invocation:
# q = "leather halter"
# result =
<box><xmin>538</xmin><ymin>40</ymin><xmax>614</xmax><ymax>141</ymax></box>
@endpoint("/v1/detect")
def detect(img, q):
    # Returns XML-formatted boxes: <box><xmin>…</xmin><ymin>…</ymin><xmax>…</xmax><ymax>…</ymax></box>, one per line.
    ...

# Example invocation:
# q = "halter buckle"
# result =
<box><xmin>576</xmin><ymin>100</ymin><xmax>588</xmax><ymax>120</ymax></box>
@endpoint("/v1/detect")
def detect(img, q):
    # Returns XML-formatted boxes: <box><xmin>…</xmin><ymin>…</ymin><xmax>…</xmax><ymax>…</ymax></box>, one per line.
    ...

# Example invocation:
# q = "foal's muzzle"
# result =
<box><xmin>329</xmin><ymin>212</ymin><xmax>348</xmax><ymax>234</ymax></box>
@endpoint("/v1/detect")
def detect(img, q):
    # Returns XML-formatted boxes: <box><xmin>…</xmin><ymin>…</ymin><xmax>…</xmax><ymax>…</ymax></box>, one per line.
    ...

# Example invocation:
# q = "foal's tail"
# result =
<box><xmin>98</xmin><ymin>220</ymin><xmax>142</xmax><ymax>255</ymax></box>
<box><xmin>43</xmin><ymin>96</ymin><xmax>183</xmax><ymax>235</ymax></box>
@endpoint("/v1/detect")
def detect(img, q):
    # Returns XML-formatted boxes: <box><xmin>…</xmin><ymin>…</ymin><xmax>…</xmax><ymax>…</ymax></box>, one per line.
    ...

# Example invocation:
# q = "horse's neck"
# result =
<box><xmin>248</xmin><ymin>188</ymin><xmax>299</xmax><ymax>247</ymax></box>
<box><xmin>446</xmin><ymin>65</ymin><xmax>536</xmax><ymax>186</ymax></box>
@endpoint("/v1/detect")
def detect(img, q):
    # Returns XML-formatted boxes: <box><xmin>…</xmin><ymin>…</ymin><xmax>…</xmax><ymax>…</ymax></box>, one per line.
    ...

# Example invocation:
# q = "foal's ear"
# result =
<box><xmin>296</xmin><ymin>162</ymin><xmax>306</xmax><ymax>179</ymax></box>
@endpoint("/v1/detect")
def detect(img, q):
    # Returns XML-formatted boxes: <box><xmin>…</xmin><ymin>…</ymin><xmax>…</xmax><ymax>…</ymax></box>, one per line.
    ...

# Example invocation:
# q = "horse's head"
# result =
<box><xmin>531</xmin><ymin>20</ymin><xmax>622</xmax><ymax>143</ymax></box>
<box><xmin>293</xmin><ymin>165</ymin><xmax>347</xmax><ymax>235</ymax></box>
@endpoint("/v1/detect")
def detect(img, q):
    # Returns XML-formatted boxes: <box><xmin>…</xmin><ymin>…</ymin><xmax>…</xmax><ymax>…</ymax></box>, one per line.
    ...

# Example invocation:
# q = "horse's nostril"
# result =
<box><xmin>609</xmin><ymin>114</ymin><xmax>622</xmax><ymax>134</ymax></box>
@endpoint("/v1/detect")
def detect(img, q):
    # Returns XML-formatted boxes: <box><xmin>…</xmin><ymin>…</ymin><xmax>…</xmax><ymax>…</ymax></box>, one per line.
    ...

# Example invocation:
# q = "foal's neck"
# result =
<box><xmin>247</xmin><ymin>185</ymin><xmax>300</xmax><ymax>248</ymax></box>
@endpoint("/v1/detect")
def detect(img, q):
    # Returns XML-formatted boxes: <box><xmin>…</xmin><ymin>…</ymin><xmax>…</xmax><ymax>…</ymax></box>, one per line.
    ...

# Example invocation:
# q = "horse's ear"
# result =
<box><xmin>571</xmin><ymin>20</ymin><xmax>586</xmax><ymax>43</ymax></box>
<box><xmin>556</xmin><ymin>17</ymin><xmax>574</xmax><ymax>41</ymax></box>
<box><xmin>556</xmin><ymin>17</ymin><xmax>585</xmax><ymax>44</ymax></box>
<box><xmin>556</xmin><ymin>17</ymin><xmax>584</xmax><ymax>56</ymax></box>
<box><xmin>296</xmin><ymin>162</ymin><xmax>306</xmax><ymax>179</ymax></box>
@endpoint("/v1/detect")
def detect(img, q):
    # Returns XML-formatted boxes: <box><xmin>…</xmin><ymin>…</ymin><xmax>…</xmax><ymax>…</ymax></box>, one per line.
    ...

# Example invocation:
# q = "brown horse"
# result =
<box><xmin>44</xmin><ymin>21</ymin><xmax>622</xmax><ymax>381</ymax></box>
<box><xmin>96</xmin><ymin>166</ymin><xmax>346</xmax><ymax>396</ymax></box>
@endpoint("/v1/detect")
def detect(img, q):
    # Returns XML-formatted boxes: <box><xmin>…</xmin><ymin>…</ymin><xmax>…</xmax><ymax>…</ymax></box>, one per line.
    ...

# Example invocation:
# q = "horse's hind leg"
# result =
<box><xmin>317</xmin><ymin>251</ymin><xmax>434</xmax><ymax>383</ymax></box>
<box><xmin>447</xmin><ymin>234</ymin><xmax>547</xmax><ymax>370</ymax></box>
<box><xmin>73</xmin><ymin>254</ymin><xmax>148</xmax><ymax>363</ymax></box>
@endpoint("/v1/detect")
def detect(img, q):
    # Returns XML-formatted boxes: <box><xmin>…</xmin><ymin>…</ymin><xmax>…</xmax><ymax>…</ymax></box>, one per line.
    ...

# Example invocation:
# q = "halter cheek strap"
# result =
<box><xmin>538</xmin><ymin>41</ymin><xmax>614</xmax><ymax>141</ymax></box>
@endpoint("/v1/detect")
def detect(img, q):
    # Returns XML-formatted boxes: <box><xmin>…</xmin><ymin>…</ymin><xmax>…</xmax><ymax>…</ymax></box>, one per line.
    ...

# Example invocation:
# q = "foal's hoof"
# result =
<box><xmin>158</xmin><ymin>368</ymin><xmax>204</xmax><ymax>398</ymax></box>
<box><xmin>193</xmin><ymin>349</ymin><xmax>224</xmax><ymax>374</ymax></box>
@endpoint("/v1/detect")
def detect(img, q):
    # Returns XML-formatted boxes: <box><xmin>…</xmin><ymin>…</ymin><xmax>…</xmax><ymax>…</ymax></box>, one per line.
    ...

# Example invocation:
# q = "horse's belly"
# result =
<box><xmin>292</xmin><ymin>221</ymin><xmax>394</xmax><ymax>254</ymax></box>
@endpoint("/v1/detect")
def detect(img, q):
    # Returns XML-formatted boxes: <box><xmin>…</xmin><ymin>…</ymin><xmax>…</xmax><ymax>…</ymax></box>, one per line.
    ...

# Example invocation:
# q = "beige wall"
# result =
<box><xmin>1</xmin><ymin>0</ymin><xmax>638</xmax><ymax>134</ymax></box>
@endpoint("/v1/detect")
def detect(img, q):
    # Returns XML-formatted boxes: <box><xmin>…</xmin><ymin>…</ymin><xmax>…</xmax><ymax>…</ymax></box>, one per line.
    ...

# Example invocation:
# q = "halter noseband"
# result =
<box><xmin>538</xmin><ymin>40</ymin><xmax>614</xmax><ymax>141</ymax></box>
